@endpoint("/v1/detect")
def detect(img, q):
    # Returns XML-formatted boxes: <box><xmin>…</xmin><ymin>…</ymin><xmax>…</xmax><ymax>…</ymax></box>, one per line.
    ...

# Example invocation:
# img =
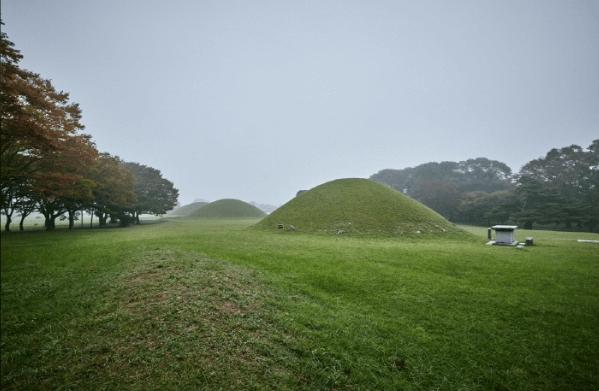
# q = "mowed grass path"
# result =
<box><xmin>2</xmin><ymin>220</ymin><xmax>598</xmax><ymax>390</ymax></box>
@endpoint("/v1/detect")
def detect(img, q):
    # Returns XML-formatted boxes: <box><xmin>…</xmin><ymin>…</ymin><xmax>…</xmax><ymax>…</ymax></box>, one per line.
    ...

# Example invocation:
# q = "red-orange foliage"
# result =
<box><xmin>32</xmin><ymin>135</ymin><xmax>97</xmax><ymax>195</ymax></box>
<box><xmin>1</xmin><ymin>25</ymin><xmax>102</xmax><ymax>229</ymax></box>
<box><xmin>33</xmin><ymin>134</ymin><xmax>99</xmax><ymax>229</ymax></box>
<box><xmin>1</xmin><ymin>25</ymin><xmax>88</xmax><ymax>205</ymax></box>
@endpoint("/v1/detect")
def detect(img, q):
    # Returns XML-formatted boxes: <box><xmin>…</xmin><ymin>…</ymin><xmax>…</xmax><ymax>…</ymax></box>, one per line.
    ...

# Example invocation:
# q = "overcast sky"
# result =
<box><xmin>3</xmin><ymin>0</ymin><xmax>598</xmax><ymax>206</ymax></box>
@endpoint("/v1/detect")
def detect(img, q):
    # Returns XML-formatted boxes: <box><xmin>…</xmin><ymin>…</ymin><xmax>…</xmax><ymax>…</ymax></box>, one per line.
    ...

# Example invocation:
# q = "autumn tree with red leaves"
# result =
<box><xmin>33</xmin><ymin>134</ymin><xmax>99</xmax><ymax>229</ymax></box>
<box><xmin>1</xmin><ymin>23</ymin><xmax>97</xmax><ymax>230</ymax></box>
<box><xmin>1</xmin><ymin>24</ymin><xmax>177</xmax><ymax>231</ymax></box>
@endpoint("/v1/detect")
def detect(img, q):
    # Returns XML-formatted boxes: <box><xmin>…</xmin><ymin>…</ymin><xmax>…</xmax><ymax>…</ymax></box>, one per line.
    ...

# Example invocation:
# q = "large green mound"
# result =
<box><xmin>167</xmin><ymin>202</ymin><xmax>208</xmax><ymax>216</ymax></box>
<box><xmin>253</xmin><ymin>178</ymin><xmax>459</xmax><ymax>235</ymax></box>
<box><xmin>188</xmin><ymin>199</ymin><xmax>267</xmax><ymax>219</ymax></box>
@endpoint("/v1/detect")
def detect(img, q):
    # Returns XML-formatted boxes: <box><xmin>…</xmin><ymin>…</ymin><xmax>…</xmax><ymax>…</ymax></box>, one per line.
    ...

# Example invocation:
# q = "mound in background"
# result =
<box><xmin>253</xmin><ymin>178</ymin><xmax>460</xmax><ymax>235</ymax></box>
<box><xmin>187</xmin><ymin>199</ymin><xmax>267</xmax><ymax>219</ymax></box>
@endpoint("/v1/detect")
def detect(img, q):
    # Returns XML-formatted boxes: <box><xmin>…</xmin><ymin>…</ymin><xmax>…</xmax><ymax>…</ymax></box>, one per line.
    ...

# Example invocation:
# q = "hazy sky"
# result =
<box><xmin>3</xmin><ymin>0</ymin><xmax>598</xmax><ymax>206</ymax></box>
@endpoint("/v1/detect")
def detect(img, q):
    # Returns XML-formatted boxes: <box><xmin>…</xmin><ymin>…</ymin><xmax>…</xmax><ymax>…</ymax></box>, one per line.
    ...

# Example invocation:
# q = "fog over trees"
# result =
<box><xmin>370</xmin><ymin>141</ymin><xmax>599</xmax><ymax>231</ymax></box>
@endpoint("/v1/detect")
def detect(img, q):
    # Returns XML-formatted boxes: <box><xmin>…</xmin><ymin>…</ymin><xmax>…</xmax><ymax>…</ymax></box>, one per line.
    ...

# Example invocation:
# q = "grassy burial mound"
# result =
<box><xmin>167</xmin><ymin>201</ymin><xmax>208</xmax><ymax>217</ymax></box>
<box><xmin>254</xmin><ymin>178</ymin><xmax>459</xmax><ymax>235</ymax></box>
<box><xmin>187</xmin><ymin>199</ymin><xmax>267</xmax><ymax>219</ymax></box>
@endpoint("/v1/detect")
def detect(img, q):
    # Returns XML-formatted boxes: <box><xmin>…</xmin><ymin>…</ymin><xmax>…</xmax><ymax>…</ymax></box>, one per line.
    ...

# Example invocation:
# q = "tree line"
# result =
<box><xmin>370</xmin><ymin>141</ymin><xmax>599</xmax><ymax>232</ymax></box>
<box><xmin>1</xmin><ymin>24</ymin><xmax>178</xmax><ymax>232</ymax></box>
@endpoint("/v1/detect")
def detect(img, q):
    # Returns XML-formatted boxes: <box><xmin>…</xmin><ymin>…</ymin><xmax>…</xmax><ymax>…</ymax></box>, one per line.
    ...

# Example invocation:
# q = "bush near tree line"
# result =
<box><xmin>370</xmin><ymin>142</ymin><xmax>599</xmax><ymax>232</ymax></box>
<box><xmin>0</xmin><ymin>23</ymin><xmax>178</xmax><ymax>232</ymax></box>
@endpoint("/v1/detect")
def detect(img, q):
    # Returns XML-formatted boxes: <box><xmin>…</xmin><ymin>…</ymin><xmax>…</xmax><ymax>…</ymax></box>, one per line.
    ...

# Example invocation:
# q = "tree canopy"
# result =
<box><xmin>370</xmin><ymin>158</ymin><xmax>512</xmax><ymax>198</ymax></box>
<box><xmin>370</xmin><ymin>142</ymin><xmax>598</xmax><ymax>231</ymax></box>
<box><xmin>120</xmin><ymin>162</ymin><xmax>179</xmax><ymax>223</ymax></box>
<box><xmin>1</xmin><ymin>25</ymin><xmax>177</xmax><ymax>231</ymax></box>
<box><xmin>1</xmin><ymin>25</ymin><xmax>86</xmax><ymax>195</ymax></box>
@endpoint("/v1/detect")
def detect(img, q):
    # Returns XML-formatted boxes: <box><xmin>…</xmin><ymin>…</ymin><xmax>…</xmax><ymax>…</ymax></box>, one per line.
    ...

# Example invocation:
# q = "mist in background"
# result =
<box><xmin>3</xmin><ymin>0</ymin><xmax>598</xmax><ymax>206</ymax></box>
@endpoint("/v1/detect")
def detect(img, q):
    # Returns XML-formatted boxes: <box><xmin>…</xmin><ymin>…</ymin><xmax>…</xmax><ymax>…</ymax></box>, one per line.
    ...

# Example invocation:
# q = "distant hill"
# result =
<box><xmin>187</xmin><ymin>199</ymin><xmax>266</xmax><ymax>219</ymax></box>
<box><xmin>167</xmin><ymin>202</ymin><xmax>208</xmax><ymax>217</ymax></box>
<box><xmin>252</xmin><ymin>178</ymin><xmax>461</xmax><ymax>235</ymax></box>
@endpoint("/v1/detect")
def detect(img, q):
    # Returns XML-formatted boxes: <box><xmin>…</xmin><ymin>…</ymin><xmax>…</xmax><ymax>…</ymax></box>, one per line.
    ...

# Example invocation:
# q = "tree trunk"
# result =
<box><xmin>135</xmin><ymin>211</ymin><xmax>140</xmax><ymax>224</ymax></box>
<box><xmin>42</xmin><ymin>211</ymin><xmax>50</xmax><ymax>230</ymax></box>
<box><xmin>46</xmin><ymin>215</ymin><xmax>56</xmax><ymax>230</ymax></box>
<box><xmin>17</xmin><ymin>209</ymin><xmax>33</xmax><ymax>231</ymax></box>
<box><xmin>39</xmin><ymin>202</ymin><xmax>63</xmax><ymax>230</ymax></box>
<box><xmin>68</xmin><ymin>209</ymin><xmax>75</xmax><ymax>230</ymax></box>
<box><xmin>4</xmin><ymin>214</ymin><xmax>11</xmax><ymax>232</ymax></box>
<box><xmin>98</xmin><ymin>213</ymin><xmax>107</xmax><ymax>227</ymax></box>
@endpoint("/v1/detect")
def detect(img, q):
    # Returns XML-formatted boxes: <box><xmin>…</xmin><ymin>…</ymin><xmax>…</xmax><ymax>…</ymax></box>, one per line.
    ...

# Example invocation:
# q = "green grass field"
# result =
<box><xmin>0</xmin><ymin>213</ymin><xmax>162</xmax><ymax>232</ymax></box>
<box><xmin>2</xmin><ymin>220</ymin><xmax>598</xmax><ymax>390</ymax></box>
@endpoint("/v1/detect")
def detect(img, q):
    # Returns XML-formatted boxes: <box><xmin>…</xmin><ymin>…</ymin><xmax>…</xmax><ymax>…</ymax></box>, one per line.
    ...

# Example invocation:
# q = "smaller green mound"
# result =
<box><xmin>188</xmin><ymin>199</ymin><xmax>267</xmax><ymax>219</ymax></box>
<box><xmin>253</xmin><ymin>178</ymin><xmax>461</xmax><ymax>235</ymax></box>
<box><xmin>167</xmin><ymin>202</ymin><xmax>208</xmax><ymax>217</ymax></box>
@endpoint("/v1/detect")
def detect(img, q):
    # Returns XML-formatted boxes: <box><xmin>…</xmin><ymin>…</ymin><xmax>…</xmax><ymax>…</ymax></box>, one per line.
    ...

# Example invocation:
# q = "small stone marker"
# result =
<box><xmin>525</xmin><ymin>237</ymin><xmax>533</xmax><ymax>246</ymax></box>
<box><xmin>277</xmin><ymin>224</ymin><xmax>284</xmax><ymax>229</ymax></box>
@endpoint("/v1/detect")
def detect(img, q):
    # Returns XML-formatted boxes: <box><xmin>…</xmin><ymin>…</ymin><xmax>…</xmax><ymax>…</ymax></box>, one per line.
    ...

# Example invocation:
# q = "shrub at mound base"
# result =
<box><xmin>188</xmin><ymin>199</ymin><xmax>266</xmax><ymax>219</ymax></box>
<box><xmin>253</xmin><ymin>178</ymin><xmax>459</xmax><ymax>235</ymax></box>
<box><xmin>168</xmin><ymin>202</ymin><xmax>208</xmax><ymax>216</ymax></box>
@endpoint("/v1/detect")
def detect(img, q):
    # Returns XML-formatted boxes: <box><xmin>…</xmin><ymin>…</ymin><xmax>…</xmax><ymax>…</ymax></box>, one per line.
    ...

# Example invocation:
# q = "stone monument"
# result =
<box><xmin>486</xmin><ymin>225</ymin><xmax>519</xmax><ymax>246</ymax></box>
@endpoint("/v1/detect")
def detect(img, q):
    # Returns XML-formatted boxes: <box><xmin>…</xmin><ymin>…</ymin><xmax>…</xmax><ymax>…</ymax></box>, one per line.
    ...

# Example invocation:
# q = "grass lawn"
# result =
<box><xmin>2</xmin><ymin>220</ymin><xmax>598</xmax><ymax>390</ymax></box>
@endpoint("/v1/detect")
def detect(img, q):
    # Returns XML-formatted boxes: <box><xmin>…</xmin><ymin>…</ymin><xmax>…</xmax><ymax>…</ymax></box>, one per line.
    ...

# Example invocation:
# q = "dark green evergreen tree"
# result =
<box><xmin>120</xmin><ymin>161</ymin><xmax>179</xmax><ymax>223</ymax></box>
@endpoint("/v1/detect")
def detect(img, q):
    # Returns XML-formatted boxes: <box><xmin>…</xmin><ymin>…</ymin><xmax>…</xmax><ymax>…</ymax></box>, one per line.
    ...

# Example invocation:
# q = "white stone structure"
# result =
<box><xmin>486</xmin><ymin>225</ymin><xmax>519</xmax><ymax>246</ymax></box>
